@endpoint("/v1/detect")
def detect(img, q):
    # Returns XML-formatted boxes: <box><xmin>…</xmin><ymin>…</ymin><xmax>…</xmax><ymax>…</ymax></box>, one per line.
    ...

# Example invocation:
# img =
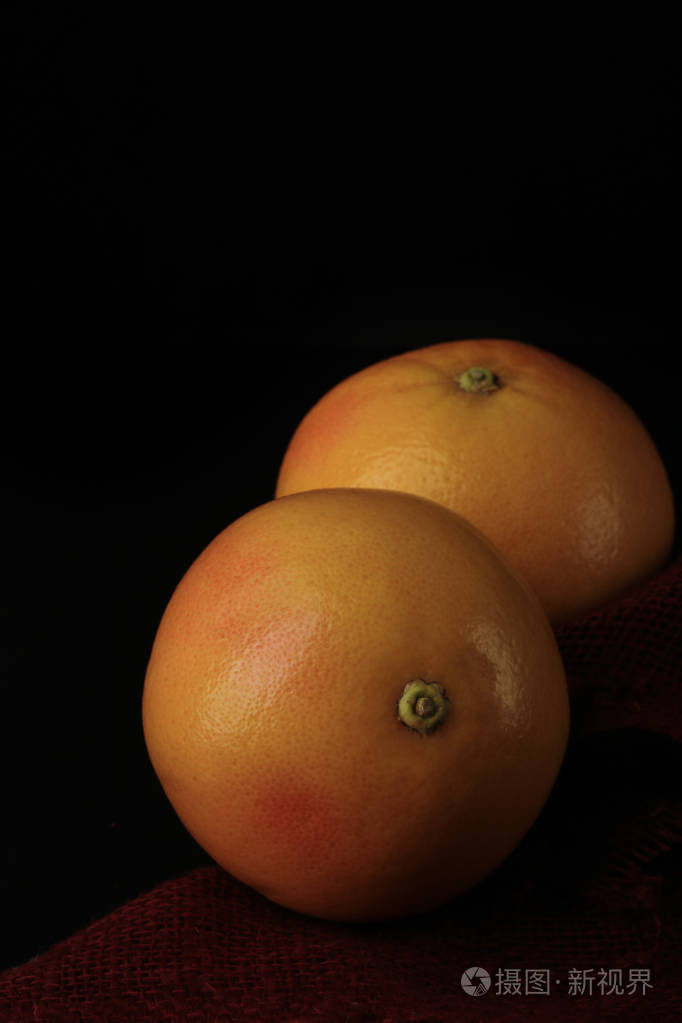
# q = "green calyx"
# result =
<box><xmin>457</xmin><ymin>366</ymin><xmax>500</xmax><ymax>394</ymax></box>
<box><xmin>397</xmin><ymin>680</ymin><xmax>450</xmax><ymax>735</ymax></box>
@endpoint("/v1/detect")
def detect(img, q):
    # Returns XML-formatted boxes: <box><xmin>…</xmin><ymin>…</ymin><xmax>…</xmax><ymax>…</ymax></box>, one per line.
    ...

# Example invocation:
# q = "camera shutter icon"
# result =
<box><xmin>461</xmin><ymin>967</ymin><xmax>491</xmax><ymax>996</ymax></box>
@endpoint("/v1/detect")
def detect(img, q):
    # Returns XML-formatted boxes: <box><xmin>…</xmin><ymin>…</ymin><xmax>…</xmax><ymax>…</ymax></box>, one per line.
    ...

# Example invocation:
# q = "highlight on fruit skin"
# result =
<box><xmin>275</xmin><ymin>338</ymin><xmax>675</xmax><ymax>624</ymax></box>
<box><xmin>142</xmin><ymin>486</ymin><xmax>570</xmax><ymax>922</ymax></box>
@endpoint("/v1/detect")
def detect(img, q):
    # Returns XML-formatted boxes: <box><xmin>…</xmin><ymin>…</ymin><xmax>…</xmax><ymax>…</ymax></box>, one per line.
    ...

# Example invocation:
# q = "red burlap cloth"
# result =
<box><xmin>2</xmin><ymin>558</ymin><xmax>681</xmax><ymax>1022</ymax></box>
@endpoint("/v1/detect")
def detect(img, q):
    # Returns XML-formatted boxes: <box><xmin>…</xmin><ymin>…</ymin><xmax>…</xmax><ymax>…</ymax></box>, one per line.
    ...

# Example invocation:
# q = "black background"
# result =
<box><xmin>3</xmin><ymin>18</ymin><xmax>680</xmax><ymax>972</ymax></box>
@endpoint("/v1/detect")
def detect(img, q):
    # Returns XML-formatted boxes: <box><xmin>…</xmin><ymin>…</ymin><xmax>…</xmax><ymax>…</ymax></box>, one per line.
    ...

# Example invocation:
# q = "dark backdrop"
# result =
<box><xmin>3</xmin><ymin>20</ymin><xmax>679</xmax><ymax>972</ymax></box>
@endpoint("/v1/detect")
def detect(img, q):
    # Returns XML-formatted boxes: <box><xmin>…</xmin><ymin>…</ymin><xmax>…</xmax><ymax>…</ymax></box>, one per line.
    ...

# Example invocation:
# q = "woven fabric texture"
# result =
<box><xmin>1</xmin><ymin>557</ymin><xmax>681</xmax><ymax>1022</ymax></box>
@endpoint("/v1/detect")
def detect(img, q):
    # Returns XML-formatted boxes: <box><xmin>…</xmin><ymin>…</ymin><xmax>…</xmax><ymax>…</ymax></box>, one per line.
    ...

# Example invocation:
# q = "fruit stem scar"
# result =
<box><xmin>457</xmin><ymin>366</ymin><xmax>501</xmax><ymax>393</ymax></box>
<box><xmin>398</xmin><ymin>680</ymin><xmax>450</xmax><ymax>735</ymax></box>
<box><xmin>415</xmin><ymin>696</ymin><xmax>436</xmax><ymax>718</ymax></box>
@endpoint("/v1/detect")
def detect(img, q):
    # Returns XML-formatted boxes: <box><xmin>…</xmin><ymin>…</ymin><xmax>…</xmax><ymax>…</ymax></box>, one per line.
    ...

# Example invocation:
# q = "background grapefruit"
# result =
<box><xmin>276</xmin><ymin>338</ymin><xmax>675</xmax><ymax>623</ymax></box>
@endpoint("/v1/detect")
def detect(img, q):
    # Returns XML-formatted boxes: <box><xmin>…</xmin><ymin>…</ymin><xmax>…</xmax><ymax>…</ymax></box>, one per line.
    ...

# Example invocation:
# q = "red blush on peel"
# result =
<box><xmin>251</xmin><ymin>775</ymin><xmax>346</xmax><ymax>863</ymax></box>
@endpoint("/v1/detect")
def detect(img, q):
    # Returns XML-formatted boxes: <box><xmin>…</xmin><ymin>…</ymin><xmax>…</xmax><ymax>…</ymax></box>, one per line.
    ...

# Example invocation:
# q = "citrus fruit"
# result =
<box><xmin>142</xmin><ymin>487</ymin><xmax>569</xmax><ymax>921</ymax></box>
<box><xmin>275</xmin><ymin>338</ymin><xmax>675</xmax><ymax>624</ymax></box>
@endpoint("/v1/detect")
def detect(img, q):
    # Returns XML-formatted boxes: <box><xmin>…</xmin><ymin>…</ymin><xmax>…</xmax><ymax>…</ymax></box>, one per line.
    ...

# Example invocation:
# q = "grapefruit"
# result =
<box><xmin>275</xmin><ymin>338</ymin><xmax>675</xmax><ymax>623</ymax></box>
<box><xmin>142</xmin><ymin>487</ymin><xmax>569</xmax><ymax>921</ymax></box>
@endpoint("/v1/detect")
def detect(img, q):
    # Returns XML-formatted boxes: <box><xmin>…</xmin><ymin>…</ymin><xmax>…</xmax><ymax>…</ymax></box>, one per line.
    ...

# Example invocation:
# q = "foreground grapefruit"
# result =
<box><xmin>142</xmin><ymin>488</ymin><xmax>569</xmax><ymax>921</ymax></box>
<box><xmin>275</xmin><ymin>339</ymin><xmax>674</xmax><ymax>623</ymax></box>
